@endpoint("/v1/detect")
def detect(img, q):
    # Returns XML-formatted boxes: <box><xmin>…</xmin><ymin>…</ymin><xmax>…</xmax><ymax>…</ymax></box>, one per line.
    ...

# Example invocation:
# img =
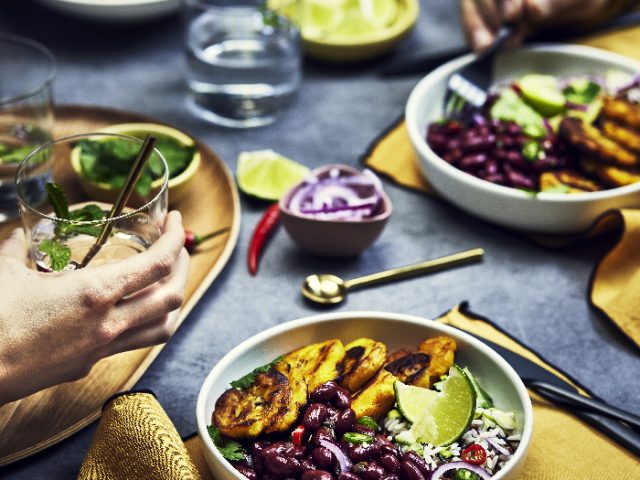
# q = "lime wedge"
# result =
<box><xmin>394</xmin><ymin>381</ymin><xmax>439</xmax><ymax>423</ymax></box>
<box><xmin>517</xmin><ymin>74</ymin><xmax>566</xmax><ymax>117</ymax></box>
<box><xmin>395</xmin><ymin>365</ymin><xmax>476</xmax><ymax>446</ymax></box>
<box><xmin>236</xmin><ymin>150</ymin><xmax>309</xmax><ymax>201</ymax></box>
<box><xmin>357</xmin><ymin>0</ymin><xmax>398</xmax><ymax>27</ymax></box>
<box><xmin>302</xmin><ymin>0</ymin><xmax>347</xmax><ymax>38</ymax></box>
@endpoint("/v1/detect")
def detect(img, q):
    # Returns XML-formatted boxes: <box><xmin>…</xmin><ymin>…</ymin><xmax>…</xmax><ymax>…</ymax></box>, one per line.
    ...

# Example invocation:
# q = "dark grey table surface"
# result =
<box><xmin>1</xmin><ymin>1</ymin><xmax>639</xmax><ymax>477</ymax></box>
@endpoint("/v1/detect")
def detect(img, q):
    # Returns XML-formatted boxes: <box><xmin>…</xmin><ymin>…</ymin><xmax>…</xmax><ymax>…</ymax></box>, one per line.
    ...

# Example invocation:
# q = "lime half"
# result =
<box><xmin>517</xmin><ymin>74</ymin><xmax>566</xmax><ymax>117</ymax></box>
<box><xmin>236</xmin><ymin>149</ymin><xmax>309</xmax><ymax>201</ymax></box>
<box><xmin>395</xmin><ymin>365</ymin><xmax>476</xmax><ymax>446</ymax></box>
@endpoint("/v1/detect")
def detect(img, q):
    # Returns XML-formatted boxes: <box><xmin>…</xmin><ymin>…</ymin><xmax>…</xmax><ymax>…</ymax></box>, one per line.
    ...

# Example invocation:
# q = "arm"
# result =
<box><xmin>0</xmin><ymin>210</ymin><xmax>189</xmax><ymax>405</ymax></box>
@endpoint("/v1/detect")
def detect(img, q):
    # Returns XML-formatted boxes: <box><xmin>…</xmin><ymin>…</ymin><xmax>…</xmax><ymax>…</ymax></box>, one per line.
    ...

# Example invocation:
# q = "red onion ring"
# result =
<box><xmin>431</xmin><ymin>461</ymin><xmax>491</xmax><ymax>480</ymax></box>
<box><xmin>486</xmin><ymin>437</ymin><xmax>511</xmax><ymax>457</ymax></box>
<box><xmin>319</xmin><ymin>439</ymin><xmax>351</xmax><ymax>473</ymax></box>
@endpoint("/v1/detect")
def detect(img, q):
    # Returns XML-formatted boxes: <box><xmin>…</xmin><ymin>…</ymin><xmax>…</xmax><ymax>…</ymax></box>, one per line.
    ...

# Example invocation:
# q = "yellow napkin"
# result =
<box><xmin>363</xmin><ymin>26</ymin><xmax>640</xmax><ymax>348</ymax></box>
<box><xmin>77</xmin><ymin>304</ymin><xmax>638</xmax><ymax>480</ymax></box>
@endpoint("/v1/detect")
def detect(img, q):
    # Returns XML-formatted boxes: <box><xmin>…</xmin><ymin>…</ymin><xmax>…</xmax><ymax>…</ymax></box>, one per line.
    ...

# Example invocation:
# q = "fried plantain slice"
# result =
<box><xmin>601</xmin><ymin>96</ymin><xmax>640</xmax><ymax>130</ymax></box>
<box><xmin>384</xmin><ymin>352</ymin><xmax>432</xmax><ymax>387</ymax></box>
<box><xmin>418</xmin><ymin>336</ymin><xmax>457</xmax><ymax>385</ymax></box>
<box><xmin>277</xmin><ymin>339</ymin><xmax>345</xmax><ymax>393</ymax></box>
<box><xmin>559</xmin><ymin>117</ymin><xmax>639</xmax><ymax>167</ymax></box>
<box><xmin>213</xmin><ymin>370</ymin><xmax>302</xmax><ymax>439</ymax></box>
<box><xmin>539</xmin><ymin>170</ymin><xmax>603</xmax><ymax>193</ymax></box>
<box><xmin>340</xmin><ymin>338</ymin><xmax>387</xmax><ymax>393</ymax></box>
<box><xmin>580</xmin><ymin>158</ymin><xmax>640</xmax><ymax>187</ymax></box>
<box><xmin>386</xmin><ymin>348</ymin><xmax>412</xmax><ymax>364</ymax></box>
<box><xmin>601</xmin><ymin>119</ymin><xmax>640</xmax><ymax>153</ymax></box>
<box><xmin>351</xmin><ymin>369</ymin><xmax>398</xmax><ymax>420</ymax></box>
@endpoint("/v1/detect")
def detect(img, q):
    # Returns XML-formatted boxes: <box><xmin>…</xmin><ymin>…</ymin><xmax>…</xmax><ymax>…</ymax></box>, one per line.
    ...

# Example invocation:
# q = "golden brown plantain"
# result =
<box><xmin>419</xmin><ymin>336</ymin><xmax>457</xmax><ymax>384</ymax></box>
<box><xmin>386</xmin><ymin>348</ymin><xmax>412</xmax><ymax>364</ymax></box>
<box><xmin>601</xmin><ymin>119</ymin><xmax>640</xmax><ymax>153</ymax></box>
<box><xmin>277</xmin><ymin>339</ymin><xmax>345</xmax><ymax>393</ymax></box>
<box><xmin>580</xmin><ymin>158</ymin><xmax>640</xmax><ymax>187</ymax></box>
<box><xmin>559</xmin><ymin>117</ymin><xmax>639</xmax><ymax>167</ymax></box>
<box><xmin>340</xmin><ymin>338</ymin><xmax>387</xmax><ymax>393</ymax></box>
<box><xmin>351</xmin><ymin>369</ymin><xmax>398</xmax><ymax>420</ymax></box>
<box><xmin>384</xmin><ymin>352</ymin><xmax>432</xmax><ymax>387</ymax></box>
<box><xmin>213</xmin><ymin>370</ymin><xmax>304</xmax><ymax>439</ymax></box>
<box><xmin>601</xmin><ymin>96</ymin><xmax>640</xmax><ymax>130</ymax></box>
<box><xmin>539</xmin><ymin>170</ymin><xmax>603</xmax><ymax>193</ymax></box>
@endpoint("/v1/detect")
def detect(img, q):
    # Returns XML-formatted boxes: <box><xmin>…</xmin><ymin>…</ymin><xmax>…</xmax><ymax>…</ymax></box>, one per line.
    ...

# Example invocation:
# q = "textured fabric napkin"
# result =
<box><xmin>363</xmin><ymin>26</ymin><xmax>640</xmax><ymax>349</ymax></box>
<box><xmin>77</xmin><ymin>304</ymin><xmax>639</xmax><ymax>480</ymax></box>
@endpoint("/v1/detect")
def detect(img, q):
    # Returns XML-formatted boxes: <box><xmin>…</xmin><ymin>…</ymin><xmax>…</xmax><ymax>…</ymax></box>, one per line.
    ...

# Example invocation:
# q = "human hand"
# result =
<box><xmin>0</xmin><ymin>211</ymin><xmax>189</xmax><ymax>405</ymax></box>
<box><xmin>461</xmin><ymin>0</ymin><xmax>611</xmax><ymax>51</ymax></box>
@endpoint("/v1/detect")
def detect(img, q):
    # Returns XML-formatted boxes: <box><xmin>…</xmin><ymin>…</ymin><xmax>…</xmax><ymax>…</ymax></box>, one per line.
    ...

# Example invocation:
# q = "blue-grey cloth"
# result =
<box><xmin>0</xmin><ymin>0</ymin><xmax>638</xmax><ymax>477</ymax></box>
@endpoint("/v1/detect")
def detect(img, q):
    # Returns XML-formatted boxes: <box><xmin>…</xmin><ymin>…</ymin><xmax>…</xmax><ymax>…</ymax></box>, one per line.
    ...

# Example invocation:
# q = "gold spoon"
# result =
<box><xmin>302</xmin><ymin>248</ymin><xmax>484</xmax><ymax>305</ymax></box>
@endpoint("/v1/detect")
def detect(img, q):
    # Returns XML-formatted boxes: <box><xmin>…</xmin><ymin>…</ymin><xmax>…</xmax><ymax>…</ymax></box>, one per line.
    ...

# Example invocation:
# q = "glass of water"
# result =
<box><xmin>184</xmin><ymin>0</ymin><xmax>302</xmax><ymax>128</ymax></box>
<box><xmin>16</xmin><ymin>133</ymin><xmax>168</xmax><ymax>272</ymax></box>
<box><xmin>0</xmin><ymin>34</ymin><xmax>56</xmax><ymax>222</ymax></box>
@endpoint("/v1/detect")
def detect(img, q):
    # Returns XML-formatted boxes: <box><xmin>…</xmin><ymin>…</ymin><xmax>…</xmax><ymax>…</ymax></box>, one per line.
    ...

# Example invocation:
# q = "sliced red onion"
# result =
<box><xmin>300</xmin><ymin>201</ymin><xmax>379</xmax><ymax>215</ymax></box>
<box><xmin>431</xmin><ymin>462</ymin><xmax>491</xmax><ymax>480</ymax></box>
<box><xmin>486</xmin><ymin>437</ymin><xmax>511</xmax><ymax>457</ymax></box>
<box><xmin>319</xmin><ymin>439</ymin><xmax>351</xmax><ymax>473</ymax></box>
<box><xmin>615</xmin><ymin>73</ymin><xmax>640</xmax><ymax>94</ymax></box>
<box><xmin>472</xmin><ymin>112</ymin><xmax>487</xmax><ymax>126</ymax></box>
<box><xmin>565</xmin><ymin>101</ymin><xmax>588</xmax><ymax>111</ymax></box>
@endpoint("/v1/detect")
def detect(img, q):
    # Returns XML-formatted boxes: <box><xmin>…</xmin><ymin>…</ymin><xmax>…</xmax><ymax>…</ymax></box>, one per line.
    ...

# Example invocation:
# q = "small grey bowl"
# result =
<box><xmin>279</xmin><ymin>164</ymin><xmax>392</xmax><ymax>257</ymax></box>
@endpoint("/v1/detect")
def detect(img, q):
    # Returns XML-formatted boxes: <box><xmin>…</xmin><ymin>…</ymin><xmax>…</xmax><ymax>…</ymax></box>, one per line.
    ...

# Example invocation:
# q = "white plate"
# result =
<box><xmin>196</xmin><ymin>311</ymin><xmax>533</xmax><ymax>480</ymax></box>
<box><xmin>36</xmin><ymin>0</ymin><xmax>180</xmax><ymax>22</ymax></box>
<box><xmin>406</xmin><ymin>44</ymin><xmax>640</xmax><ymax>234</ymax></box>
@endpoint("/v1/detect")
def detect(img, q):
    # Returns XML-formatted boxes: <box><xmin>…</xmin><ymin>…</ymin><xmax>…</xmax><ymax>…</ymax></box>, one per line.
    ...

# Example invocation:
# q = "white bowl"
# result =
<box><xmin>196</xmin><ymin>311</ymin><xmax>533</xmax><ymax>480</ymax></box>
<box><xmin>406</xmin><ymin>44</ymin><xmax>640</xmax><ymax>234</ymax></box>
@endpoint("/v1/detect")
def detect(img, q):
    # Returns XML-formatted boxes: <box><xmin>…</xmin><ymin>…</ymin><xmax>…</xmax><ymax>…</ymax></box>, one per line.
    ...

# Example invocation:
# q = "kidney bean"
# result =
<box><xmin>326</xmin><ymin>406</ymin><xmax>340</xmax><ymax>425</ymax></box>
<box><xmin>506</xmin><ymin>168</ymin><xmax>537</xmax><ymax>190</ymax></box>
<box><xmin>265</xmin><ymin>451</ymin><xmax>301</xmax><ymax>476</ymax></box>
<box><xmin>312</xmin><ymin>447</ymin><xmax>334</xmax><ymax>470</ymax></box>
<box><xmin>381</xmin><ymin>475</ymin><xmax>399</xmax><ymax>480</ymax></box>
<box><xmin>353</xmin><ymin>462</ymin><xmax>369</xmax><ymax>474</ymax></box>
<box><xmin>347</xmin><ymin>443</ymin><xmax>381</xmax><ymax>463</ymax></box>
<box><xmin>378</xmin><ymin>453</ymin><xmax>400</xmax><ymax>473</ymax></box>
<box><xmin>332</xmin><ymin>387</ymin><xmax>352</xmax><ymax>409</ymax></box>
<box><xmin>264</xmin><ymin>441</ymin><xmax>289</xmax><ymax>457</ymax></box>
<box><xmin>446</xmin><ymin>138</ymin><xmax>462</xmax><ymax>151</ymax></box>
<box><xmin>235</xmin><ymin>466</ymin><xmax>257</xmax><ymax>480</ymax></box>
<box><xmin>311</xmin><ymin>381</ymin><xmax>339</xmax><ymax>403</ymax></box>
<box><xmin>252</xmin><ymin>440</ymin><xmax>270</xmax><ymax>458</ymax></box>
<box><xmin>302</xmin><ymin>470</ymin><xmax>333</xmax><ymax>480</ymax></box>
<box><xmin>442</xmin><ymin>148</ymin><xmax>463</xmax><ymax>164</ymax></box>
<box><xmin>426</xmin><ymin>132</ymin><xmax>448</xmax><ymax>151</ymax></box>
<box><xmin>459</xmin><ymin>153</ymin><xmax>488</xmax><ymax>170</ymax></box>
<box><xmin>398</xmin><ymin>460</ymin><xmax>425</xmax><ymax>480</ymax></box>
<box><xmin>401</xmin><ymin>452</ymin><xmax>430</xmax><ymax>477</ymax></box>
<box><xmin>507</xmin><ymin>123</ymin><xmax>521</xmax><ymax>135</ymax></box>
<box><xmin>304</xmin><ymin>403</ymin><xmax>329</xmax><ymax>430</ymax></box>
<box><xmin>360</xmin><ymin>461</ymin><xmax>385</xmax><ymax>480</ymax></box>
<box><xmin>339</xmin><ymin>473</ymin><xmax>361</xmax><ymax>480</ymax></box>
<box><xmin>335</xmin><ymin>408</ymin><xmax>356</xmax><ymax>435</ymax></box>
<box><xmin>351</xmin><ymin>424</ymin><xmax>376</xmax><ymax>436</ymax></box>
<box><xmin>285</xmin><ymin>444</ymin><xmax>306</xmax><ymax>460</ymax></box>
<box><xmin>444</xmin><ymin>121</ymin><xmax>462</xmax><ymax>134</ymax></box>
<box><xmin>312</xmin><ymin>427</ymin><xmax>336</xmax><ymax>447</ymax></box>
<box><xmin>302</xmin><ymin>458</ymin><xmax>317</xmax><ymax>471</ymax></box>
<box><xmin>485</xmin><ymin>159</ymin><xmax>499</xmax><ymax>175</ymax></box>
<box><xmin>483</xmin><ymin>173</ymin><xmax>507</xmax><ymax>185</ymax></box>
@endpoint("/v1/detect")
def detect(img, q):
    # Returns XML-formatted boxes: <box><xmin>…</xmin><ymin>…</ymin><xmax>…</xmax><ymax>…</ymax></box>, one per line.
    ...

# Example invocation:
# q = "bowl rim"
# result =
<box><xmin>279</xmin><ymin>163</ymin><xmax>393</xmax><ymax>224</ymax></box>
<box><xmin>303</xmin><ymin>0</ymin><xmax>420</xmax><ymax>48</ymax></box>
<box><xmin>196</xmin><ymin>311</ymin><xmax>534</xmax><ymax>480</ymax></box>
<box><xmin>405</xmin><ymin>43</ymin><xmax>640</xmax><ymax>203</ymax></box>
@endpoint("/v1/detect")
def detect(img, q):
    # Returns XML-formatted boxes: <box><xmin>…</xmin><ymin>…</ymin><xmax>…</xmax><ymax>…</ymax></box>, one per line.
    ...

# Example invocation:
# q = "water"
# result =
<box><xmin>186</xmin><ymin>11</ymin><xmax>301</xmax><ymax>127</ymax></box>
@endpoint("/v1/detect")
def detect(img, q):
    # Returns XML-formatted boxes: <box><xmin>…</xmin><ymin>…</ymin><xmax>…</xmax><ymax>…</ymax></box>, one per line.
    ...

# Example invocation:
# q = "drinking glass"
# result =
<box><xmin>184</xmin><ymin>0</ymin><xmax>302</xmax><ymax>128</ymax></box>
<box><xmin>0</xmin><ymin>34</ymin><xmax>56</xmax><ymax>222</ymax></box>
<box><xmin>16</xmin><ymin>133</ymin><xmax>168</xmax><ymax>272</ymax></box>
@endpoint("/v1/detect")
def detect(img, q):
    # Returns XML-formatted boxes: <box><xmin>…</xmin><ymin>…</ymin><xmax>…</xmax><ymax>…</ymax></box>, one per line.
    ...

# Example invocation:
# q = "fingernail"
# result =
<box><xmin>473</xmin><ymin>30</ymin><xmax>493</xmax><ymax>51</ymax></box>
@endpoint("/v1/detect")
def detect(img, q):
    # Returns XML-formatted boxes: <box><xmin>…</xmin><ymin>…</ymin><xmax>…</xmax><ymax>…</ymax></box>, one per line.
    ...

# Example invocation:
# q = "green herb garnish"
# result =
<box><xmin>343</xmin><ymin>432</ymin><xmax>374</xmax><ymax>444</ymax></box>
<box><xmin>207</xmin><ymin>425</ymin><xmax>247</xmax><ymax>461</ymax></box>
<box><xmin>230</xmin><ymin>356</ymin><xmax>283</xmax><ymax>390</ymax></box>
<box><xmin>38</xmin><ymin>238</ymin><xmax>71</xmax><ymax>272</ymax></box>
<box><xmin>0</xmin><ymin>144</ymin><xmax>38</xmax><ymax>164</ymax></box>
<box><xmin>564</xmin><ymin>79</ymin><xmax>601</xmax><ymax>105</ymax></box>
<box><xmin>77</xmin><ymin>138</ymin><xmax>194</xmax><ymax>197</ymax></box>
<box><xmin>455</xmin><ymin>469</ymin><xmax>481</xmax><ymax>480</ymax></box>
<box><xmin>45</xmin><ymin>182</ymin><xmax>70</xmax><ymax>219</ymax></box>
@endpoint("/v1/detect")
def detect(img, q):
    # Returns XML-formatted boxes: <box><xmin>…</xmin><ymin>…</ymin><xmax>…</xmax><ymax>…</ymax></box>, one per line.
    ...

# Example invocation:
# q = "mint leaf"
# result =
<box><xmin>0</xmin><ymin>145</ymin><xmax>36</xmax><ymax>164</ymax></box>
<box><xmin>55</xmin><ymin>204</ymin><xmax>106</xmax><ymax>238</ymax></box>
<box><xmin>155</xmin><ymin>138</ymin><xmax>194</xmax><ymax>178</ymax></box>
<box><xmin>39</xmin><ymin>238</ymin><xmax>71</xmax><ymax>271</ymax></box>
<box><xmin>207</xmin><ymin>425</ymin><xmax>246</xmax><ymax>461</ymax></box>
<box><xmin>230</xmin><ymin>356</ymin><xmax>283</xmax><ymax>390</ymax></box>
<box><xmin>45</xmin><ymin>182</ymin><xmax>70</xmax><ymax>219</ymax></box>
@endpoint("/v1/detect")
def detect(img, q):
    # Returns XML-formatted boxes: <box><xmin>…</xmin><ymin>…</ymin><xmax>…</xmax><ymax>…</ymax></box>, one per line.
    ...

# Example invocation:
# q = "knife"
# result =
<box><xmin>466</xmin><ymin>332</ymin><xmax>640</xmax><ymax>458</ymax></box>
<box><xmin>380</xmin><ymin>11</ymin><xmax>640</xmax><ymax>77</ymax></box>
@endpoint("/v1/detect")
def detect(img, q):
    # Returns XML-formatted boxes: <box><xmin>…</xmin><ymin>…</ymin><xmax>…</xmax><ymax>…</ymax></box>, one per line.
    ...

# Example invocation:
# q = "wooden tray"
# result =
<box><xmin>0</xmin><ymin>105</ymin><xmax>241</xmax><ymax>466</ymax></box>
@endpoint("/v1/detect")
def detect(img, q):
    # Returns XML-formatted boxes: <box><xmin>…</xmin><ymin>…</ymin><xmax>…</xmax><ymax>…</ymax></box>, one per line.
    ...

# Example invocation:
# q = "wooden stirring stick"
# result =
<box><xmin>78</xmin><ymin>135</ymin><xmax>157</xmax><ymax>269</ymax></box>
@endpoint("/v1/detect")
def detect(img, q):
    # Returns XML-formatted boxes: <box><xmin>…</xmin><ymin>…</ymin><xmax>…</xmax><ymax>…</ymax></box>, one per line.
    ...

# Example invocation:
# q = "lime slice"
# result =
<box><xmin>394</xmin><ymin>381</ymin><xmax>439</xmax><ymax>423</ymax></box>
<box><xmin>331</xmin><ymin>14</ymin><xmax>381</xmax><ymax>38</ymax></box>
<box><xmin>236</xmin><ymin>149</ymin><xmax>309</xmax><ymax>201</ymax></box>
<box><xmin>395</xmin><ymin>365</ymin><xmax>476</xmax><ymax>446</ymax></box>
<box><xmin>301</xmin><ymin>0</ymin><xmax>347</xmax><ymax>38</ymax></box>
<box><xmin>357</xmin><ymin>0</ymin><xmax>398</xmax><ymax>27</ymax></box>
<box><xmin>517</xmin><ymin>74</ymin><xmax>566</xmax><ymax>117</ymax></box>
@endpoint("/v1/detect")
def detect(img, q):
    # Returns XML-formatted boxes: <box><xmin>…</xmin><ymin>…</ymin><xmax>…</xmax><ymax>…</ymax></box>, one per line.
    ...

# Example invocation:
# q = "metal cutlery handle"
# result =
<box><xmin>526</xmin><ymin>379</ymin><xmax>640</xmax><ymax>430</ymax></box>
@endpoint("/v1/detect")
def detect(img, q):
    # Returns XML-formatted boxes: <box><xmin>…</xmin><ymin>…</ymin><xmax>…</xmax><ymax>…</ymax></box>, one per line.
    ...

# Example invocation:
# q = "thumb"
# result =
<box><xmin>0</xmin><ymin>228</ymin><xmax>28</xmax><ymax>264</ymax></box>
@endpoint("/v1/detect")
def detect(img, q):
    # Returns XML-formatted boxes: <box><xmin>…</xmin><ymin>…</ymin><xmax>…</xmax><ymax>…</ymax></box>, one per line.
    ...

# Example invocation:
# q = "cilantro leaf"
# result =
<box><xmin>45</xmin><ymin>182</ymin><xmax>70</xmax><ymax>219</ymax></box>
<box><xmin>207</xmin><ymin>425</ymin><xmax>247</xmax><ymax>461</ymax></box>
<box><xmin>39</xmin><ymin>238</ymin><xmax>71</xmax><ymax>271</ymax></box>
<box><xmin>230</xmin><ymin>356</ymin><xmax>283</xmax><ymax>390</ymax></box>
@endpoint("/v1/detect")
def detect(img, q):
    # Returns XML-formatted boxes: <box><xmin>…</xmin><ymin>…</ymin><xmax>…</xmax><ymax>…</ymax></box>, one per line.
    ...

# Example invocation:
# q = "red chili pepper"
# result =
<box><xmin>184</xmin><ymin>227</ymin><xmax>230</xmax><ymax>254</ymax></box>
<box><xmin>291</xmin><ymin>425</ymin><xmax>306</xmax><ymax>446</ymax></box>
<box><xmin>461</xmin><ymin>444</ymin><xmax>487</xmax><ymax>465</ymax></box>
<box><xmin>248</xmin><ymin>203</ymin><xmax>280</xmax><ymax>276</ymax></box>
